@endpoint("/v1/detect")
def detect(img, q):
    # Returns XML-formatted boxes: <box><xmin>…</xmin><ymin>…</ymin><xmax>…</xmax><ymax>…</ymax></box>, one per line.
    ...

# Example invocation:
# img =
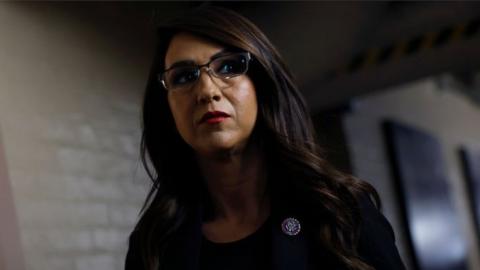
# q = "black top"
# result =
<box><xmin>125</xmin><ymin>195</ymin><xmax>406</xmax><ymax>270</ymax></box>
<box><xmin>199</xmin><ymin>217</ymin><xmax>272</xmax><ymax>270</ymax></box>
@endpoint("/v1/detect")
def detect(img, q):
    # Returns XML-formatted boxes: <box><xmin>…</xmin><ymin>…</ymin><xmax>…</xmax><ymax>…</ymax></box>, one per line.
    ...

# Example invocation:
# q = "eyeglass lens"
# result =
<box><xmin>163</xmin><ymin>53</ymin><xmax>249</xmax><ymax>91</ymax></box>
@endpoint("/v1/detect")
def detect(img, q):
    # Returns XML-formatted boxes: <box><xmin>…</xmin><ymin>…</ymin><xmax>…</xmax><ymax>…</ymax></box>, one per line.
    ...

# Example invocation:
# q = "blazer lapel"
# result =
<box><xmin>271</xmin><ymin>215</ymin><xmax>310</xmax><ymax>270</ymax></box>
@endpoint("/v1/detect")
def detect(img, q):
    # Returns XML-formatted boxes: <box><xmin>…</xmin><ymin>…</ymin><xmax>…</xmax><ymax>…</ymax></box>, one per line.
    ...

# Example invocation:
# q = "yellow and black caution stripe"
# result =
<box><xmin>323</xmin><ymin>17</ymin><xmax>480</xmax><ymax>81</ymax></box>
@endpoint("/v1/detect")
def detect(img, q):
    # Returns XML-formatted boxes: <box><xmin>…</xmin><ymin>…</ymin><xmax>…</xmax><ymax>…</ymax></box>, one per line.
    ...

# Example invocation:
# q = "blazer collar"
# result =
<box><xmin>271</xmin><ymin>214</ymin><xmax>309</xmax><ymax>270</ymax></box>
<box><xmin>164</xmin><ymin>205</ymin><xmax>310</xmax><ymax>270</ymax></box>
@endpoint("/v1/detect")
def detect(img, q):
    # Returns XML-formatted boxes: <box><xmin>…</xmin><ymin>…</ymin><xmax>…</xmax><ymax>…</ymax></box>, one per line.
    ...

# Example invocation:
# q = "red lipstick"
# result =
<box><xmin>200</xmin><ymin>111</ymin><xmax>230</xmax><ymax>124</ymax></box>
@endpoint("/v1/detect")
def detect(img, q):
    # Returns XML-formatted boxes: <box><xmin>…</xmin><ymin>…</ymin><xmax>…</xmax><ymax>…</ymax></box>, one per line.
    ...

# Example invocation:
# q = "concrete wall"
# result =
<box><xmin>0</xmin><ymin>3</ymin><xmax>153</xmax><ymax>270</ymax></box>
<box><xmin>344</xmin><ymin>74</ymin><xmax>480</xmax><ymax>270</ymax></box>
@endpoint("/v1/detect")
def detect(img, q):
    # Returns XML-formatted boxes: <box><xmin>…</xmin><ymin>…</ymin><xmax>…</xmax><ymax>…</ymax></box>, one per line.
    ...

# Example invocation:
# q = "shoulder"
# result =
<box><xmin>356</xmin><ymin>194</ymin><xmax>406</xmax><ymax>270</ymax></box>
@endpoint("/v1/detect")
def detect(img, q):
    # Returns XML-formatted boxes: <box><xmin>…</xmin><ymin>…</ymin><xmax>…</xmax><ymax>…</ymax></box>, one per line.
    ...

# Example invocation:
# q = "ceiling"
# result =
<box><xmin>211</xmin><ymin>2</ymin><xmax>480</xmax><ymax>112</ymax></box>
<box><xmin>22</xmin><ymin>1</ymin><xmax>480</xmax><ymax>112</ymax></box>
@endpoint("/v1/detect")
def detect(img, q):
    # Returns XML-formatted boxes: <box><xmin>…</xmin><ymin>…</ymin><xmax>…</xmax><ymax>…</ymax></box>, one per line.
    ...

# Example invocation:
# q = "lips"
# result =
<box><xmin>200</xmin><ymin>110</ymin><xmax>231</xmax><ymax>124</ymax></box>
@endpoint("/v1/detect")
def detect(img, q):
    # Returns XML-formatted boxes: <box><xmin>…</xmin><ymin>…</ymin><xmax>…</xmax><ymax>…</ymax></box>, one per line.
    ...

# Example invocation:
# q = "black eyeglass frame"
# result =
<box><xmin>158</xmin><ymin>52</ymin><xmax>252</xmax><ymax>91</ymax></box>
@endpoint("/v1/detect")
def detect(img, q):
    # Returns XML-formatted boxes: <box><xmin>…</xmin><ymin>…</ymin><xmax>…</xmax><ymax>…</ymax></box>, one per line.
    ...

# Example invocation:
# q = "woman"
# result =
<box><xmin>126</xmin><ymin>5</ymin><xmax>405</xmax><ymax>270</ymax></box>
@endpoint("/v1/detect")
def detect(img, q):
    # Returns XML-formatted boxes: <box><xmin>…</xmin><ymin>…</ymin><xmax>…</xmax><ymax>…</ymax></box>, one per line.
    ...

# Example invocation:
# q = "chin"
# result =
<box><xmin>191</xmin><ymin>130</ymin><xmax>252</xmax><ymax>156</ymax></box>
<box><xmin>205</xmin><ymin>142</ymin><xmax>237</xmax><ymax>154</ymax></box>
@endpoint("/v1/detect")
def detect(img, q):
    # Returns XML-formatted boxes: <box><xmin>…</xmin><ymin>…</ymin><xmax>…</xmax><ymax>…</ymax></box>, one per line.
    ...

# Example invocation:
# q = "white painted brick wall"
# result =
<box><xmin>0</xmin><ymin>3</ymin><xmax>154</xmax><ymax>270</ymax></box>
<box><xmin>75</xmin><ymin>255</ymin><xmax>116</xmax><ymax>270</ymax></box>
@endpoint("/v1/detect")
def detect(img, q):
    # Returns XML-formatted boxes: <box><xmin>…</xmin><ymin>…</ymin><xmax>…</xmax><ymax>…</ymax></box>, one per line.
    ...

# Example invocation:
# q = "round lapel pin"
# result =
<box><xmin>281</xmin><ymin>217</ymin><xmax>301</xmax><ymax>236</ymax></box>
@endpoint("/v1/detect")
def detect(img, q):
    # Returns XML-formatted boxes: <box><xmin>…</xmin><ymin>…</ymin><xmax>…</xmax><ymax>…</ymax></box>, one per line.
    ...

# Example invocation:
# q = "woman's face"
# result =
<box><xmin>164</xmin><ymin>32</ymin><xmax>258</xmax><ymax>157</ymax></box>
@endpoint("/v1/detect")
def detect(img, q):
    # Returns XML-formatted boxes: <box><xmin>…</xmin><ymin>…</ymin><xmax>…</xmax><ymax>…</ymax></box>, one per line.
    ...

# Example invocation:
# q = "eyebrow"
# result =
<box><xmin>165</xmin><ymin>49</ymin><xmax>231</xmax><ymax>71</ymax></box>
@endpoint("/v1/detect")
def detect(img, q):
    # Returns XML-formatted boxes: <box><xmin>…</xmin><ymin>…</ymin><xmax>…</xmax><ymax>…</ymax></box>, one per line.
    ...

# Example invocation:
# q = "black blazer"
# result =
<box><xmin>125</xmin><ymin>196</ymin><xmax>406</xmax><ymax>270</ymax></box>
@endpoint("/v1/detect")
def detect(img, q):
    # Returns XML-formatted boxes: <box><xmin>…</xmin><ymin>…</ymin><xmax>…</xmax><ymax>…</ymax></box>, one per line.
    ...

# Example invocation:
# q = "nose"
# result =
<box><xmin>195</xmin><ymin>67</ymin><xmax>222</xmax><ymax>104</ymax></box>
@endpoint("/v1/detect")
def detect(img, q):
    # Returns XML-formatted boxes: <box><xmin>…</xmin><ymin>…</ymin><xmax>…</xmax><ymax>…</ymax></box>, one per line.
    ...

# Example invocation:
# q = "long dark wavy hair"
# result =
<box><xmin>135</xmin><ymin>5</ymin><xmax>380</xmax><ymax>270</ymax></box>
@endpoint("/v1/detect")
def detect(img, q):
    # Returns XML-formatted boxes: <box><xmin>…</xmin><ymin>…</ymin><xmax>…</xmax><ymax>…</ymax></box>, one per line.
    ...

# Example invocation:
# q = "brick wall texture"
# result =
<box><xmin>0</xmin><ymin>3</ymin><xmax>154</xmax><ymax>270</ymax></box>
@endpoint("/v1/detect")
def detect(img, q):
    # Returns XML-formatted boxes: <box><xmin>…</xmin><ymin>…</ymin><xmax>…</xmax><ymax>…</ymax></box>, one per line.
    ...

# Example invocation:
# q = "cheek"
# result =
<box><xmin>234</xmin><ymin>79</ymin><xmax>258</xmax><ymax>125</ymax></box>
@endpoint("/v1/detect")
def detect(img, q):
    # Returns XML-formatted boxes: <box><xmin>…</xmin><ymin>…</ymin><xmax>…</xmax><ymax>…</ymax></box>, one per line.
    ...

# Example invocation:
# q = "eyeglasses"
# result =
<box><xmin>159</xmin><ymin>52</ymin><xmax>251</xmax><ymax>92</ymax></box>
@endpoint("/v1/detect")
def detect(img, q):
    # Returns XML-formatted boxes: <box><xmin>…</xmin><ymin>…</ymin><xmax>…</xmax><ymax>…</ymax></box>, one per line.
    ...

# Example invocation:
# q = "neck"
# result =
<box><xmin>196</xmin><ymin>142</ymin><xmax>269</xmax><ymax>225</ymax></box>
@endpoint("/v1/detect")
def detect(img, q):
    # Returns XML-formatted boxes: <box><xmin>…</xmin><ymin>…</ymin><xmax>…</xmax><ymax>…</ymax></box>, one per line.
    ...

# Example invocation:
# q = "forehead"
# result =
<box><xmin>165</xmin><ymin>32</ymin><xmax>225</xmax><ymax>68</ymax></box>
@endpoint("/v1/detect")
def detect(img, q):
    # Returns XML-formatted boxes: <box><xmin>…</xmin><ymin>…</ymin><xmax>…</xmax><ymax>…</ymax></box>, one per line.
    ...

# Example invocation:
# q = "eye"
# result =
<box><xmin>214</xmin><ymin>55</ymin><xmax>247</xmax><ymax>75</ymax></box>
<box><xmin>216</xmin><ymin>60</ymin><xmax>237</xmax><ymax>74</ymax></box>
<box><xmin>169</xmin><ymin>67</ymin><xmax>199</xmax><ymax>86</ymax></box>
